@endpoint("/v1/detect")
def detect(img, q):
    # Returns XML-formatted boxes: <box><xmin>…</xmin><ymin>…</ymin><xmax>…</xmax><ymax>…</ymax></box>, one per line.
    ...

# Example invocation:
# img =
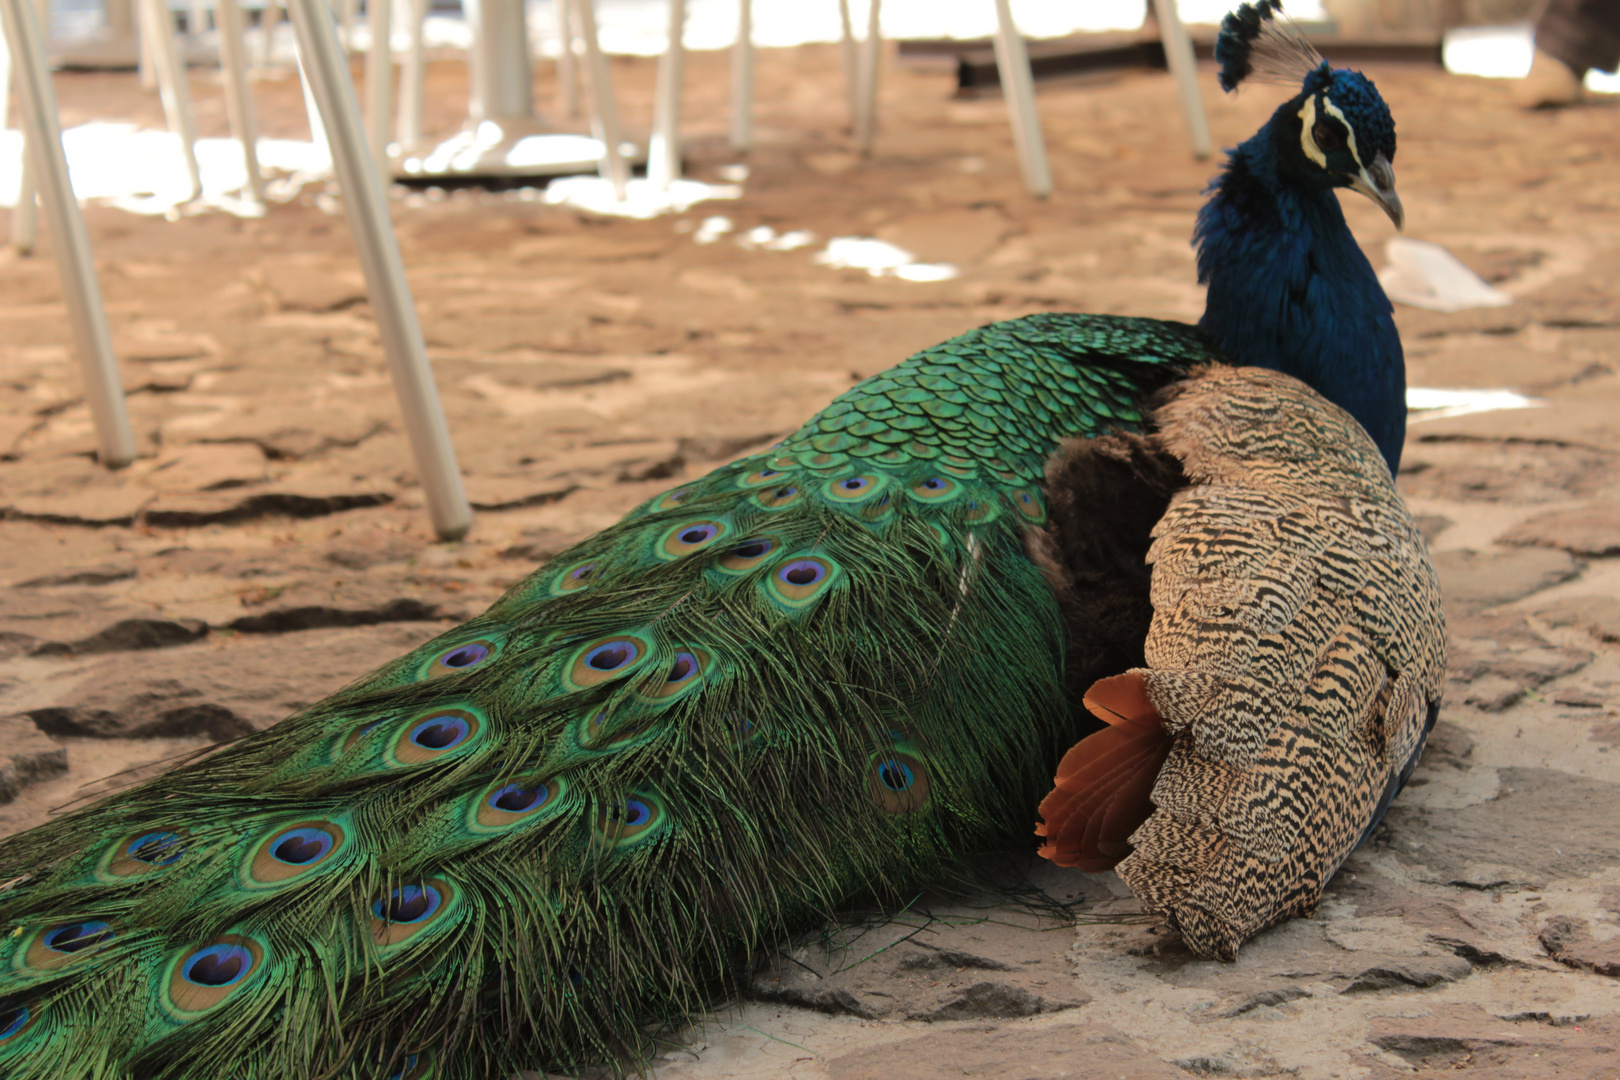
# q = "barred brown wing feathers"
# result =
<box><xmin>1116</xmin><ymin>367</ymin><xmax>1445</xmax><ymax>960</ymax></box>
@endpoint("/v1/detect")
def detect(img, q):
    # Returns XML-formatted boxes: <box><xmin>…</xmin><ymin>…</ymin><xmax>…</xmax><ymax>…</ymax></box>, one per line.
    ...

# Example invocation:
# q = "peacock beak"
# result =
<box><xmin>1348</xmin><ymin>151</ymin><xmax>1403</xmax><ymax>230</ymax></box>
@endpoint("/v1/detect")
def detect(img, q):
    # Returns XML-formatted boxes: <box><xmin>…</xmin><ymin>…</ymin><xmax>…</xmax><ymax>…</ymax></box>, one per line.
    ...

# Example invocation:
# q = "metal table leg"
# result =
<box><xmin>286</xmin><ymin>0</ymin><xmax>472</xmax><ymax>540</ymax></box>
<box><xmin>0</xmin><ymin>0</ymin><xmax>136</xmax><ymax>467</ymax></box>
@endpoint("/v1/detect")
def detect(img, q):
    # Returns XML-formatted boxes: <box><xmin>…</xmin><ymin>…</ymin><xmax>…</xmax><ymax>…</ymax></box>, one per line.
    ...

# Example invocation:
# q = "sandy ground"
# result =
<box><xmin>2</xmin><ymin>41</ymin><xmax>1619</xmax><ymax>1080</ymax></box>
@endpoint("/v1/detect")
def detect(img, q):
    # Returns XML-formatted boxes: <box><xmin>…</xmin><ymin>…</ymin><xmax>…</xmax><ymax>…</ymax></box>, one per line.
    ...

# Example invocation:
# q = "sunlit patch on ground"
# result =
<box><xmin>0</xmin><ymin>124</ymin><xmax>328</xmax><ymax>216</ymax></box>
<box><xmin>1407</xmin><ymin>387</ymin><xmax>1541</xmax><ymax>422</ymax></box>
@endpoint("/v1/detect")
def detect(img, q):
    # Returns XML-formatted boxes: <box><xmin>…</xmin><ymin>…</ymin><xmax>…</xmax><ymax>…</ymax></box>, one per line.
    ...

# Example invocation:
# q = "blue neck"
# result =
<box><xmin>1194</xmin><ymin>130</ymin><xmax>1406</xmax><ymax>474</ymax></box>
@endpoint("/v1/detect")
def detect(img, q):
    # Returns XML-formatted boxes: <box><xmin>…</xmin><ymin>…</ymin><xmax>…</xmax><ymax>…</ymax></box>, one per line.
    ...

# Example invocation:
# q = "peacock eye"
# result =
<box><xmin>1311</xmin><ymin>119</ymin><xmax>1345</xmax><ymax>155</ymax></box>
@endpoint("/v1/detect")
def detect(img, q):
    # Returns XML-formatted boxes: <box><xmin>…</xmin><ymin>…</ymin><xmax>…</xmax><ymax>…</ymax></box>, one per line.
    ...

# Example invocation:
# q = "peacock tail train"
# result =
<box><xmin>0</xmin><ymin>314</ymin><xmax>1215</xmax><ymax>1080</ymax></box>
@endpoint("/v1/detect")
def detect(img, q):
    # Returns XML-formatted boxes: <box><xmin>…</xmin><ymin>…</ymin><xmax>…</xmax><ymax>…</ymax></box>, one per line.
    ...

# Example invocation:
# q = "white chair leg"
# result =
<box><xmin>395</xmin><ymin>0</ymin><xmax>426</xmax><ymax>144</ymax></box>
<box><xmin>990</xmin><ymin>0</ymin><xmax>1050</xmax><ymax>197</ymax></box>
<box><xmin>136</xmin><ymin>0</ymin><xmax>204</xmax><ymax>200</ymax></box>
<box><xmin>339</xmin><ymin>0</ymin><xmax>358</xmax><ymax>52</ymax></box>
<box><xmin>852</xmin><ymin>0</ymin><xmax>880</xmax><ymax>155</ymax></box>
<box><xmin>0</xmin><ymin>12</ymin><xmax>11</xmax><ymax>132</ymax></box>
<box><xmin>573</xmin><ymin>0</ymin><xmax>626</xmax><ymax>199</ymax></box>
<box><xmin>648</xmin><ymin>0</ymin><xmax>685</xmax><ymax>190</ymax></box>
<box><xmin>836</xmin><ymin>0</ymin><xmax>857</xmax><ymax>124</ymax></box>
<box><xmin>216</xmin><ymin>0</ymin><xmax>267</xmax><ymax>201</ymax></box>
<box><xmin>9</xmin><ymin>0</ymin><xmax>42</xmax><ymax>256</ymax></box>
<box><xmin>258</xmin><ymin>0</ymin><xmax>283</xmax><ymax>68</ymax></box>
<box><xmin>295</xmin><ymin>46</ymin><xmax>332</xmax><ymax>165</ymax></box>
<box><xmin>104</xmin><ymin>0</ymin><xmax>136</xmax><ymax>40</ymax></box>
<box><xmin>555</xmin><ymin>0</ymin><xmax>581</xmax><ymax>119</ymax></box>
<box><xmin>364</xmin><ymin>0</ymin><xmax>393</xmax><ymax>172</ymax></box>
<box><xmin>186</xmin><ymin>0</ymin><xmax>210</xmax><ymax>36</ymax></box>
<box><xmin>729</xmin><ymin>0</ymin><xmax>752</xmax><ymax>152</ymax></box>
<box><xmin>12</xmin><ymin>153</ymin><xmax>39</xmax><ymax>254</ymax></box>
<box><xmin>1150</xmin><ymin>0</ymin><xmax>1211</xmax><ymax>159</ymax></box>
<box><xmin>137</xmin><ymin>1</ymin><xmax>157</xmax><ymax>89</ymax></box>
<box><xmin>0</xmin><ymin>0</ymin><xmax>136</xmax><ymax>467</ymax></box>
<box><xmin>285</xmin><ymin>0</ymin><xmax>472</xmax><ymax>541</ymax></box>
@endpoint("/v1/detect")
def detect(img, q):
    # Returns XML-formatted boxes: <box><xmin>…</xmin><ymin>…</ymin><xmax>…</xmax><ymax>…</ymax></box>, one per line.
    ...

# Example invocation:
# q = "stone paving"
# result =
<box><xmin>1</xmin><ymin>42</ymin><xmax>1617</xmax><ymax>1080</ymax></box>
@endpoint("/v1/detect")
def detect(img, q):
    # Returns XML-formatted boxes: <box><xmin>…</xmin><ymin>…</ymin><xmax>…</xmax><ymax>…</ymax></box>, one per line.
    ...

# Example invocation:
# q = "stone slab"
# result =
<box><xmin>826</xmin><ymin>1023</ymin><xmax>1185</xmax><ymax>1080</ymax></box>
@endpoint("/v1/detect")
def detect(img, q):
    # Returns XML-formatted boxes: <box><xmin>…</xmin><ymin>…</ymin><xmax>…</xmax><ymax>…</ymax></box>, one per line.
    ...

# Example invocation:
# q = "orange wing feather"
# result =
<box><xmin>1034</xmin><ymin>672</ymin><xmax>1172</xmax><ymax>870</ymax></box>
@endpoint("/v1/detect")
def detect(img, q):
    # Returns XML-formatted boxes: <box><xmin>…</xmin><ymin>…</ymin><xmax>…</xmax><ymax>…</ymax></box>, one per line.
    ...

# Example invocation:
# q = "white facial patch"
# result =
<box><xmin>1298</xmin><ymin>93</ymin><xmax>1362</xmax><ymax>170</ymax></box>
<box><xmin>1297</xmin><ymin>95</ymin><xmax>1325</xmax><ymax>168</ymax></box>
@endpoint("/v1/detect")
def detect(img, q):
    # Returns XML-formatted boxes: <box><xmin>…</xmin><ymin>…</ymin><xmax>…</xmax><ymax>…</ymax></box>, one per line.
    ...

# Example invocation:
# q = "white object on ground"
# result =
<box><xmin>1407</xmin><ymin>387</ymin><xmax>1540</xmax><ymax>422</ymax></box>
<box><xmin>814</xmin><ymin>236</ymin><xmax>958</xmax><ymax>282</ymax></box>
<box><xmin>692</xmin><ymin>214</ymin><xmax>733</xmax><ymax>243</ymax></box>
<box><xmin>0</xmin><ymin>125</ymin><xmax>325</xmax><ymax>214</ymax></box>
<box><xmin>1587</xmin><ymin>68</ymin><xmax>1620</xmax><ymax>93</ymax></box>
<box><xmin>737</xmin><ymin>224</ymin><xmax>815</xmax><ymax>251</ymax></box>
<box><xmin>1442</xmin><ymin>23</ymin><xmax>1534</xmax><ymax>79</ymax></box>
<box><xmin>544</xmin><ymin>175</ymin><xmax>740</xmax><ymax>218</ymax></box>
<box><xmin>1379</xmin><ymin>237</ymin><xmax>1512</xmax><ymax>313</ymax></box>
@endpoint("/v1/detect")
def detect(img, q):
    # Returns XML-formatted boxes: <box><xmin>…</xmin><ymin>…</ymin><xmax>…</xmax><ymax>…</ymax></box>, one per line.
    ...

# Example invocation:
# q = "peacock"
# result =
<box><xmin>0</xmin><ymin>3</ymin><xmax>1443</xmax><ymax>1077</ymax></box>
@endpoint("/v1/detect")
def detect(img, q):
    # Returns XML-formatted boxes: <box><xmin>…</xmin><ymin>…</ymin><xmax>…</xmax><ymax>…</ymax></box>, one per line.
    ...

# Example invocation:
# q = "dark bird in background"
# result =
<box><xmin>0</xmin><ymin>3</ymin><xmax>1441</xmax><ymax>1076</ymax></box>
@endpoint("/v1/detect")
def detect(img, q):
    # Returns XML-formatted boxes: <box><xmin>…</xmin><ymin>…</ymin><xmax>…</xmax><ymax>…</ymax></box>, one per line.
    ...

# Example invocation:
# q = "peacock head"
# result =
<box><xmin>1217</xmin><ymin>1</ymin><xmax>1402</xmax><ymax>228</ymax></box>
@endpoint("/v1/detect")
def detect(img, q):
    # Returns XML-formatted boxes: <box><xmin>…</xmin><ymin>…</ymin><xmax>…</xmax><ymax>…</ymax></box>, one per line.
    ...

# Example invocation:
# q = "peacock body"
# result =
<box><xmin>0</xmin><ymin>4</ymin><xmax>1444</xmax><ymax>1077</ymax></box>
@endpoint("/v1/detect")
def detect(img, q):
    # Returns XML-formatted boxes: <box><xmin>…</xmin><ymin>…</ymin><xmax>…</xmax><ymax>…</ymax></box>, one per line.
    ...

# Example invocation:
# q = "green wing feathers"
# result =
<box><xmin>0</xmin><ymin>314</ymin><xmax>1212</xmax><ymax>1078</ymax></box>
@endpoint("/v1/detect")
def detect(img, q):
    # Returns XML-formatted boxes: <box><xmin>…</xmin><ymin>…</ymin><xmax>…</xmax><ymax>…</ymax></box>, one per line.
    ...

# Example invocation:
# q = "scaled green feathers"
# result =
<box><xmin>0</xmin><ymin>314</ymin><xmax>1214</xmax><ymax>1079</ymax></box>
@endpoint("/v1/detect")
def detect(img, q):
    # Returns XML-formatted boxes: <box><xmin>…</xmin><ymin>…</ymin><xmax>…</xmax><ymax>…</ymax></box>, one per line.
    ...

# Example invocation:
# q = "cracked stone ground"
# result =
<box><xmin>2</xmin><ymin>43</ymin><xmax>1618</xmax><ymax>1080</ymax></box>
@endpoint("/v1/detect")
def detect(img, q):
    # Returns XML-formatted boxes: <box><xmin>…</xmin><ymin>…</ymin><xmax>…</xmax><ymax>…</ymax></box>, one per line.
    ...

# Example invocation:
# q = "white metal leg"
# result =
<box><xmin>573</xmin><ymin>0</ymin><xmax>626</xmax><ymax>198</ymax></box>
<box><xmin>11</xmin><ymin>138</ymin><xmax>38</xmax><ymax>253</ymax></box>
<box><xmin>554</xmin><ymin>0</ymin><xmax>580</xmax><ymax>119</ymax></box>
<box><xmin>216</xmin><ymin>0</ymin><xmax>266</xmax><ymax>202</ymax></box>
<box><xmin>1150</xmin><ymin>0</ymin><xmax>1211</xmax><ymax>159</ymax></box>
<box><xmin>11</xmin><ymin>0</ymin><xmax>46</xmax><ymax>254</ymax></box>
<box><xmin>258</xmin><ymin>0</ymin><xmax>283</xmax><ymax>67</ymax></box>
<box><xmin>0</xmin><ymin>0</ymin><xmax>136</xmax><ymax>468</ymax></box>
<box><xmin>836</xmin><ymin>0</ymin><xmax>857</xmax><ymax>124</ymax></box>
<box><xmin>339</xmin><ymin>0</ymin><xmax>358</xmax><ymax>51</ymax></box>
<box><xmin>0</xmin><ymin>14</ymin><xmax>10</xmax><ymax>131</ymax></box>
<box><xmin>729</xmin><ymin>0</ymin><xmax>752</xmax><ymax>152</ymax></box>
<box><xmin>990</xmin><ymin>0</ymin><xmax>1050</xmax><ymax>196</ymax></box>
<box><xmin>105</xmin><ymin>0</ymin><xmax>136</xmax><ymax>39</ymax></box>
<box><xmin>136</xmin><ymin>0</ymin><xmax>203</xmax><ymax>200</ymax></box>
<box><xmin>296</xmin><ymin>48</ymin><xmax>332</xmax><ymax>164</ymax></box>
<box><xmin>286</xmin><ymin>0</ymin><xmax>472</xmax><ymax>541</ymax></box>
<box><xmin>648</xmin><ymin>0</ymin><xmax>685</xmax><ymax>189</ymax></box>
<box><xmin>364</xmin><ymin>0</ymin><xmax>394</xmax><ymax>171</ymax></box>
<box><xmin>852</xmin><ymin>0</ymin><xmax>880</xmax><ymax>154</ymax></box>
<box><xmin>396</xmin><ymin>0</ymin><xmax>427</xmax><ymax>145</ymax></box>
<box><xmin>137</xmin><ymin>3</ymin><xmax>157</xmax><ymax>89</ymax></box>
<box><xmin>186</xmin><ymin>0</ymin><xmax>210</xmax><ymax>36</ymax></box>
